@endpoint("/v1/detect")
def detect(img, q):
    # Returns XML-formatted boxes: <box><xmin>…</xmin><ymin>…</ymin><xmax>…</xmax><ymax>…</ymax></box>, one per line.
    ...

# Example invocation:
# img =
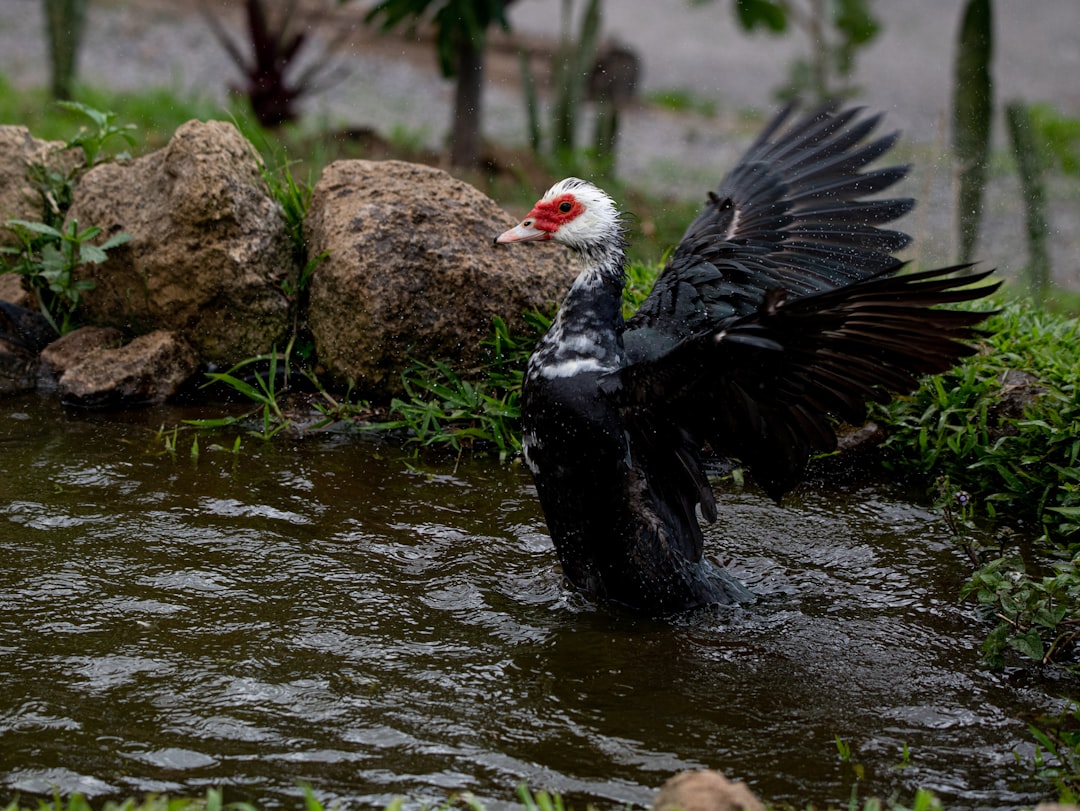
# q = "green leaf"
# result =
<box><xmin>1046</xmin><ymin>506</ymin><xmax>1080</xmax><ymax>518</ymax></box>
<box><xmin>4</xmin><ymin>219</ymin><xmax>63</xmax><ymax>238</ymax></box>
<box><xmin>183</xmin><ymin>416</ymin><xmax>243</xmax><ymax>429</ymax></box>
<box><xmin>1008</xmin><ymin>628</ymin><xmax>1046</xmax><ymax>662</ymax></box>
<box><xmin>202</xmin><ymin>372</ymin><xmax>269</xmax><ymax>405</ymax></box>
<box><xmin>99</xmin><ymin>232</ymin><xmax>132</xmax><ymax>251</ymax></box>
<box><xmin>78</xmin><ymin>243</ymin><xmax>108</xmax><ymax>264</ymax></box>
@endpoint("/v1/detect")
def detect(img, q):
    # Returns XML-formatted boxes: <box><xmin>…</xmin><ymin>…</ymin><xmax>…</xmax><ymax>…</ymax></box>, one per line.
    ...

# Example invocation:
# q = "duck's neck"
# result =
<box><xmin>530</xmin><ymin>241</ymin><xmax>627</xmax><ymax>379</ymax></box>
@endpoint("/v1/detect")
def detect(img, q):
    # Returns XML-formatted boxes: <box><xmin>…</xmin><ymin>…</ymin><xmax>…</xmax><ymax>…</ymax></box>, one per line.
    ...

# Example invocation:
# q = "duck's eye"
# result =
<box><xmin>558</xmin><ymin>201</ymin><xmax>573</xmax><ymax>213</ymax></box>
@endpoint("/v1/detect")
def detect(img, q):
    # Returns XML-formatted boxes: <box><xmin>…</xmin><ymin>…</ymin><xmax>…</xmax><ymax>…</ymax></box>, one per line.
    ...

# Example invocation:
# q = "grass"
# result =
<box><xmin>870</xmin><ymin>301</ymin><xmax>1080</xmax><ymax>667</ymax></box>
<box><xmin>372</xmin><ymin>312</ymin><xmax>551</xmax><ymax>462</ymax></box>
<box><xmin>875</xmin><ymin>302</ymin><xmax>1080</xmax><ymax>543</ymax></box>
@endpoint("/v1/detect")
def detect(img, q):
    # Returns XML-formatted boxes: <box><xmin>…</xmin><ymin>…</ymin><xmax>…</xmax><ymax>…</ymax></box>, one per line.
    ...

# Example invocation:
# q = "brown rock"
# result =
<box><xmin>0</xmin><ymin>273</ymin><xmax>33</xmax><ymax>308</ymax></box>
<box><xmin>58</xmin><ymin>330</ymin><xmax>199</xmax><ymax>407</ymax></box>
<box><xmin>653</xmin><ymin>770</ymin><xmax>764</xmax><ymax>811</ymax></box>
<box><xmin>66</xmin><ymin>120</ymin><xmax>294</xmax><ymax>364</ymax></box>
<box><xmin>304</xmin><ymin>159</ymin><xmax>575</xmax><ymax>398</ymax></box>
<box><xmin>991</xmin><ymin>368</ymin><xmax>1047</xmax><ymax>426</ymax></box>
<box><xmin>0</xmin><ymin>125</ymin><xmax>83</xmax><ymax>247</ymax></box>
<box><xmin>38</xmin><ymin>325</ymin><xmax>125</xmax><ymax>391</ymax></box>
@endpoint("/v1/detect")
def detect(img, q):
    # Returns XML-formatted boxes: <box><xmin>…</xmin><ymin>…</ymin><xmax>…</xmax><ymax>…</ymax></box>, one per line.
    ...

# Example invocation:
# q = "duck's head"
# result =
<box><xmin>495</xmin><ymin>177</ymin><xmax>625</xmax><ymax>254</ymax></box>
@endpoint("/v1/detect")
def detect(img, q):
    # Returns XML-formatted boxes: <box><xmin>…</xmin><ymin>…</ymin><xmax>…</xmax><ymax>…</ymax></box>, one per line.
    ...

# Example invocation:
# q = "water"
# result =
<box><xmin>0</xmin><ymin>393</ymin><xmax>1067</xmax><ymax>809</ymax></box>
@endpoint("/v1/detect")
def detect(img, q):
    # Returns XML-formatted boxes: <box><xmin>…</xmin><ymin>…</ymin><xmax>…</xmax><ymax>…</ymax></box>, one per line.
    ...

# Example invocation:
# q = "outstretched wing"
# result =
<box><xmin>625</xmin><ymin>103</ymin><xmax>914</xmax><ymax>362</ymax></box>
<box><xmin>609</xmin><ymin>264</ymin><xmax>999</xmax><ymax>504</ymax></box>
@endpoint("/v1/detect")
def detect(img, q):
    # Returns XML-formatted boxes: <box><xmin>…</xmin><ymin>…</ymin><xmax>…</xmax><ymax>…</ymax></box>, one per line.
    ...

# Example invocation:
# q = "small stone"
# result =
<box><xmin>653</xmin><ymin>770</ymin><xmax>765</xmax><ymax>811</ymax></box>
<box><xmin>38</xmin><ymin>325</ymin><xmax>125</xmax><ymax>391</ymax></box>
<box><xmin>58</xmin><ymin>330</ymin><xmax>199</xmax><ymax>407</ymax></box>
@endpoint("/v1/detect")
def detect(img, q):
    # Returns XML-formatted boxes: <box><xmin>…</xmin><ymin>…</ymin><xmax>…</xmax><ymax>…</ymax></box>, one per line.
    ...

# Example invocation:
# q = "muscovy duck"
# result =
<box><xmin>495</xmin><ymin>103</ymin><xmax>997</xmax><ymax>614</ymax></box>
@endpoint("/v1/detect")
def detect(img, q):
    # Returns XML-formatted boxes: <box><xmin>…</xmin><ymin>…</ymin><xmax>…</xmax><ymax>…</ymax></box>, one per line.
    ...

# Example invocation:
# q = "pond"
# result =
<box><xmin>0</xmin><ymin>392</ymin><xmax>1066</xmax><ymax>809</ymax></box>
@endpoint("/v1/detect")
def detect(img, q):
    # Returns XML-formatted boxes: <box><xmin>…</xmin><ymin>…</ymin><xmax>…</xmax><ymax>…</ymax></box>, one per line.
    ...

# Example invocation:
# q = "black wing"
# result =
<box><xmin>625</xmin><ymin>103</ymin><xmax>914</xmax><ymax>362</ymax></box>
<box><xmin>609</xmin><ymin>264</ymin><xmax>999</xmax><ymax>504</ymax></box>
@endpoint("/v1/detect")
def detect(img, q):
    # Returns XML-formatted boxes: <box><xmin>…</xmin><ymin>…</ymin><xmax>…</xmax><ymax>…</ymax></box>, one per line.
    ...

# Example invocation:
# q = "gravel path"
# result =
<box><xmin>1</xmin><ymin>0</ymin><xmax>1078</xmax><ymax>288</ymax></box>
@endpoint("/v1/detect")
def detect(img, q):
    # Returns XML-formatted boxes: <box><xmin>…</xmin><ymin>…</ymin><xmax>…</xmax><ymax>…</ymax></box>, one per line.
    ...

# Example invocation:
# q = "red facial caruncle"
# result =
<box><xmin>526</xmin><ymin>194</ymin><xmax>584</xmax><ymax>237</ymax></box>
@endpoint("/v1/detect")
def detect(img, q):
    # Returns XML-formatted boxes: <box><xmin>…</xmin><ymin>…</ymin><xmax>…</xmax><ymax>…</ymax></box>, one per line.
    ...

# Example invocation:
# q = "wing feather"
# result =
<box><xmin>626</xmin><ymin>104</ymin><xmax>916</xmax><ymax>359</ymax></box>
<box><xmin>615</xmin><ymin>264</ymin><xmax>998</xmax><ymax>503</ymax></box>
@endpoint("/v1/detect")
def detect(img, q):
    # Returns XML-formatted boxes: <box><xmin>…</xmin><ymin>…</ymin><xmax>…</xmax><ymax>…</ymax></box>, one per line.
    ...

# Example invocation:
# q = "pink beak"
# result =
<box><xmin>495</xmin><ymin>220</ymin><xmax>550</xmax><ymax>244</ymax></box>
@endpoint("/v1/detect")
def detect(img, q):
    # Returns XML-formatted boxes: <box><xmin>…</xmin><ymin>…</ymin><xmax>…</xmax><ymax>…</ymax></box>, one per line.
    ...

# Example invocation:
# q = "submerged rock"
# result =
<box><xmin>66</xmin><ymin>119</ymin><xmax>295</xmax><ymax>366</ymax></box>
<box><xmin>304</xmin><ymin>159</ymin><xmax>575</xmax><ymax>398</ymax></box>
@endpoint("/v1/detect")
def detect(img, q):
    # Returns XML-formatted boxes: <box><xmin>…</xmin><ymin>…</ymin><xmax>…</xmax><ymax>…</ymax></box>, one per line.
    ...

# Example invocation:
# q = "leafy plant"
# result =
<box><xmin>692</xmin><ymin>0</ymin><xmax>881</xmax><ymax>102</ymax></box>
<box><xmin>1</xmin><ymin>218</ymin><xmax>130</xmax><ymax>334</ymax></box>
<box><xmin>960</xmin><ymin>554</ymin><xmax>1080</xmax><ymax>666</ymax></box>
<box><xmin>261</xmin><ymin>156</ymin><xmax>313</xmax><ymax>266</ymax></box>
<box><xmin>1029</xmin><ymin>703</ymin><xmax>1080</xmax><ymax>801</ymax></box>
<box><xmin>10</xmin><ymin>102</ymin><xmax>134</xmax><ymax>232</ymax></box>
<box><xmin>194</xmin><ymin>348</ymin><xmax>294</xmax><ymax>440</ymax></box>
<box><xmin>57</xmin><ymin>100</ymin><xmax>138</xmax><ymax>169</ymax></box>
<box><xmin>0</xmin><ymin>102</ymin><xmax>135</xmax><ymax>334</ymax></box>
<box><xmin>381</xmin><ymin>357</ymin><xmax>522</xmax><ymax>461</ymax></box>
<box><xmin>876</xmin><ymin>303</ymin><xmax>1080</xmax><ymax>540</ymax></box>
<box><xmin>365</xmin><ymin>0</ymin><xmax>515</xmax><ymax>166</ymax></box>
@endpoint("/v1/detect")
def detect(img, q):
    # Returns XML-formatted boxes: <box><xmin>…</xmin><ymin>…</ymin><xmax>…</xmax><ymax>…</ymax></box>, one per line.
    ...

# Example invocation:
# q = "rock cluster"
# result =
<box><xmin>0</xmin><ymin>120</ymin><xmax>574</xmax><ymax>408</ymax></box>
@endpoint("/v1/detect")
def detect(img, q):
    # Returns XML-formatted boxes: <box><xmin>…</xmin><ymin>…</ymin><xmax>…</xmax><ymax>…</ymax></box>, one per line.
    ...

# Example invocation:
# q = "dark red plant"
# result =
<box><xmin>202</xmin><ymin>0</ymin><xmax>348</xmax><ymax>127</ymax></box>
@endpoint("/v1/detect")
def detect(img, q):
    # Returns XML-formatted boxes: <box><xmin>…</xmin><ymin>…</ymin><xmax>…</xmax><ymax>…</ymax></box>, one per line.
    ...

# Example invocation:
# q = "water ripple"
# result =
<box><xmin>0</xmin><ymin>399</ymin><xmax>1059</xmax><ymax>809</ymax></box>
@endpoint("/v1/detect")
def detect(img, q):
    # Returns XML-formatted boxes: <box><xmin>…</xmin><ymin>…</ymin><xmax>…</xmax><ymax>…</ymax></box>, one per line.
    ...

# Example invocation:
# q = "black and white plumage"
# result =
<box><xmin>495</xmin><ymin>103</ymin><xmax>998</xmax><ymax>615</ymax></box>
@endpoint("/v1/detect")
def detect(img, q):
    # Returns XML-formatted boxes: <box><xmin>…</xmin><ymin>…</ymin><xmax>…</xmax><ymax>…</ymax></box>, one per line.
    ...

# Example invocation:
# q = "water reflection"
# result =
<box><xmin>0</xmin><ymin>394</ymin><xmax>1058</xmax><ymax>809</ymax></box>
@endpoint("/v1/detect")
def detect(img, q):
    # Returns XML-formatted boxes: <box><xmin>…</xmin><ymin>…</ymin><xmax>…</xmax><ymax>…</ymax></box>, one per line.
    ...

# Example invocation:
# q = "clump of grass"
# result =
<box><xmin>876</xmin><ymin>302</ymin><xmax>1080</xmax><ymax>541</ymax></box>
<box><xmin>873</xmin><ymin>301</ymin><xmax>1080</xmax><ymax>665</ymax></box>
<box><xmin>374</xmin><ymin>312</ymin><xmax>551</xmax><ymax>462</ymax></box>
